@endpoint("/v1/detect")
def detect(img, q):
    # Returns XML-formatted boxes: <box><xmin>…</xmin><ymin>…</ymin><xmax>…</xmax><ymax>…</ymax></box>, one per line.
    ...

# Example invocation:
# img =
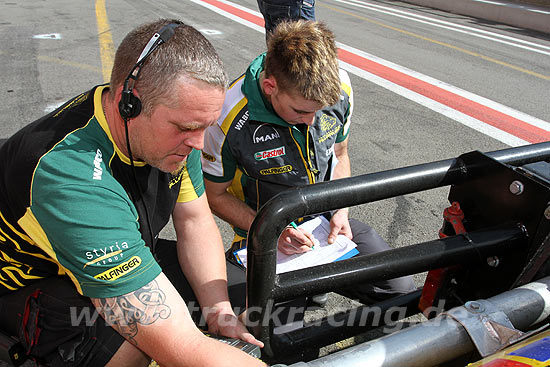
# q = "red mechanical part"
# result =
<box><xmin>419</xmin><ymin>202</ymin><xmax>466</xmax><ymax>316</ymax></box>
<box><xmin>439</xmin><ymin>201</ymin><xmax>466</xmax><ymax>237</ymax></box>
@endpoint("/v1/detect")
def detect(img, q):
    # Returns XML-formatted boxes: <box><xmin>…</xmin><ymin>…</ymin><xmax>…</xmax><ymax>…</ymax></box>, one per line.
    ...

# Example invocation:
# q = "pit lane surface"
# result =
<box><xmin>0</xmin><ymin>0</ymin><xmax>549</xmax><ymax>363</ymax></box>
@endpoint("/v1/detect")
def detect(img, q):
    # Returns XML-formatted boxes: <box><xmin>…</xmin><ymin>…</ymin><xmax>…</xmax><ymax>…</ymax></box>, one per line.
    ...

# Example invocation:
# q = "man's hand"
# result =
<box><xmin>278</xmin><ymin>226</ymin><xmax>317</xmax><ymax>254</ymax></box>
<box><xmin>328</xmin><ymin>209</ymin><xmax>353</xmax><ymax>244</ymax></box>
<box><xmin>205</xmin><ymin>306</ymin><xmax>264</xmax><ymax>348</ymax></box>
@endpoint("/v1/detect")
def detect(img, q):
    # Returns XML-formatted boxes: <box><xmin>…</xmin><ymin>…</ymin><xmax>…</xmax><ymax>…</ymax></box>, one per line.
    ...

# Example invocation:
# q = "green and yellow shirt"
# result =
<box><xmin>0</xmin><ymin>85</ymin><xmax>204</xmax><ymax>298</ymax></box>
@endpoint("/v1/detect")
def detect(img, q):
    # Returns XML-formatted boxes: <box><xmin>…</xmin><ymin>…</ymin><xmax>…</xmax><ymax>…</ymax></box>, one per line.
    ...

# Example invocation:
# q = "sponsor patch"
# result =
<box><xmin>320</xmin><ymin>114</ymin><xmax>337</xmax><ymax>131</ymax></box>
<box><xmin>94</xmin><ymin>256</ymin><xmax>142</xmax><ymax>281</ymax></box>
<box><xmin>318</xmin><ymin>114</ymin><xmax>341</xmax><ymax>143</ymax></box>
<box><xmin>254</xmin><ymin>146</ymin><xmax>286</xmax><ymax>161</ymax></box>
<box><xmin>202</xmin><ymin>151</ymin><xmax>216</xmax><ymax>162</ymax></box>
<box><xmin>169</xmin><ymin>164</ymin><xmax>186</xmax><ymax>189</ymax></box>
<box><xmin>252</xmin><ymin>123</ymin><xmax>281</xmax><ymax>144</ymax></box>
<box><xmin>92</xmin><ymin>148</ymin><xmax>103</xmax><ymax>180</ymax></box>
<box><xmin>84</xmin><ymin>242</ymin><xmax>129</xmax><ymax>268</ymax></box>
<box><xmin>260</xmin><ymin>165</ymin><xmax>293</xmax><ymax>175</ymax></box>
<box><xmin>234</xmin><ymin>110</ymin><xmax>249</xmax><ymax>130</ymax></box>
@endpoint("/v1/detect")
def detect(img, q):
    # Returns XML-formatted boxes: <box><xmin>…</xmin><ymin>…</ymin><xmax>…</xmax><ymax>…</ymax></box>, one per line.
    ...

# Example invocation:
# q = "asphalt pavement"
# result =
<box><xmin>0</xmin><ymin>0</ymin><xmax>549</xmax><ymax>365</ymax></box>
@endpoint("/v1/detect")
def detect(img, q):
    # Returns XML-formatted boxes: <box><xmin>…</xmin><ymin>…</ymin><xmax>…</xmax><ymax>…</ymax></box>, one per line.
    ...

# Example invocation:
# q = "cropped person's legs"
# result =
<box><xmin>0</xmin><ymin>276</ymin><xmax>146</xmax><ymax>367</ymax></box>
<box><xmin>339</xmin><ymin>219</ymin><xmax>416</xmax><ymax>303</ymax></box>
<box><xmin>257</xmin><ymin>0</ymin><xmax>296</xmax><ymax>34</ymax></box>
<box><xmin>299</xmin><ymin>0</ymin><xmax>315</xmax><ymax>22</ymax></box>
<box><xmin>257</xmin><ymin>0</ymin><xmax>315</xmax><ymax>41</ymax></box>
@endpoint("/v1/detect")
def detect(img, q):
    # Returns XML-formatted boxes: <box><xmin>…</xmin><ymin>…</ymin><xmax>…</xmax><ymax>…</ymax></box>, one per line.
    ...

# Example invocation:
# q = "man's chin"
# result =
<box><xmin>169</xmin><ymin>159</ymin><xmax>186</xmax><ymax>176</ymax></box>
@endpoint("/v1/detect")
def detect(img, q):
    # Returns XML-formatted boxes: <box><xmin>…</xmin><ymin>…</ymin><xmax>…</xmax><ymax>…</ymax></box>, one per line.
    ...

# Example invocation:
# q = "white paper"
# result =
<box><xmin>235</xmin><ymin>216</ymin><xmax>358</xmax><ymax>274</ymax></box>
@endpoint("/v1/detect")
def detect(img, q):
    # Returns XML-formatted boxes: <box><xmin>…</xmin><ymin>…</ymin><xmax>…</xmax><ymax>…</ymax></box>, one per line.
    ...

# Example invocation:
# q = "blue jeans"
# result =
<box><xmin>257</xmin><ymin>0</ymin><xmax>316</xmax><ymax>34</ymax></box>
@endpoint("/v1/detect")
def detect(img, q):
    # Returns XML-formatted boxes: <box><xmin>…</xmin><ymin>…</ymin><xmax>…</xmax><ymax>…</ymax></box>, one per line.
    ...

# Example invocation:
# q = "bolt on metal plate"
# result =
<box><xmin>509</xmin><ymin>181</ymin><xmax>524</xmax><ymax>195</ymax></box>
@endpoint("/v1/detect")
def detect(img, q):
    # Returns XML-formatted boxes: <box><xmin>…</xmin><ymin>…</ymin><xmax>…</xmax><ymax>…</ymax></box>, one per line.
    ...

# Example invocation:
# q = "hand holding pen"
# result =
<box><xmin>277</xmin><ymin>221</ymin><xmax>318</xmax><ymax>255</ymax></box>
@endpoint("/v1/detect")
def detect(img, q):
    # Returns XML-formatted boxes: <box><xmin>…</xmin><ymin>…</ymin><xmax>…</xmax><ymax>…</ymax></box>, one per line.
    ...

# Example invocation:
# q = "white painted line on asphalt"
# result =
<box><xmin>346</xmin><ymin>0</ymin><xmax>550</xmax><ymax>50</ymax></box>
<box><xmin>188</xmin><ymin>0</ymin><xmax>265</xmax><ymax>34</ymax></box>
<box><xmin>473</xmin><ymin>0</ymin><xmax>550</xmax><ymax>14</ymax></box>
<box><xmin>190</xmin><ymin>0</ymin><xmax>549</xmax><ymax>146</ymax></box>
<box><xmin>339</xmin><ymin>59</ymin><xmax>528</xmax><ymax>146</ymax></box>
<box><xmin>335</xmin><ymin>0</ymin><xmax>550</xmax><ymax>56</ymax></box>
<box><xmin>33</xmin><ymin>33</ymin><xmax>62</xmax><ymax>40</ymax></box>
<box><xmin>200</xmin><ymin>29</ymin><xmax>223</xmax><ymax>35</ymax></box>
<box><xmin>337</xmin><ymin>42</ymin><xmax>550</xmax><ymax>134</ymax></box>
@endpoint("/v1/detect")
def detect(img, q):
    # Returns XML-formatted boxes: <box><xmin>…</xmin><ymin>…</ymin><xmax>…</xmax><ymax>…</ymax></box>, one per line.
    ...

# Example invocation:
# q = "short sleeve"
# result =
<box><xmin>336</xmin><ymin>69</ymin><xmax>353</xmax><ymax>143</ymax></box>
<box><xmin>27</xmin><ymin>175</ymin><xmax>161</xmax><ymax>298</ymax></box>
<box><xmin>177</xmin><ymin>149</ymin><xmax>205</xmax><ymax>203</ymax></box>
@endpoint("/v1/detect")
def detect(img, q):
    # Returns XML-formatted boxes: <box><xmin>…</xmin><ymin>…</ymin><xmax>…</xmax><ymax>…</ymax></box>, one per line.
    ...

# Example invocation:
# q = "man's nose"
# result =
<box><xmin>184</xmin><ymin>130</ymin><xmax>205</xmax><ymax>150</ymax></box>
<box><xmin>302</xmin><ymin>113</ymin><xmax>316</xmax><ymax>126</ymax></box>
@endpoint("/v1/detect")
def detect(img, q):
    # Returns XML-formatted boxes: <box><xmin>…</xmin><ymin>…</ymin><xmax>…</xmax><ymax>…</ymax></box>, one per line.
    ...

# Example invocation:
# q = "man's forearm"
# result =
<box><xmin>208</xmin><ymin>191</ymin><xmax>257</xmax><ymax>232</ymax></box>
<box><xmin>176</xmin><ymin>213</ymin><xmax>231</xmax><ymax>310</ymax></box>
<box><xmin>91</xmin><ymin>274</ymin><xmax>265</xmax><ymax>366</ymax></box>
<box><xmin>332</xmin><ymin>153</ymin><xmax>351</xmax><ymax>180</ymax></box>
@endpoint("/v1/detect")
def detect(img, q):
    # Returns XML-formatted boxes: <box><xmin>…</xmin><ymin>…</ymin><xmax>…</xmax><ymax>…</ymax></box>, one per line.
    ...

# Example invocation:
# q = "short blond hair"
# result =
<box><xmin>265</xmin><ymin>20</ymin><xmax>340</xmax><ymax>106</ymax></box>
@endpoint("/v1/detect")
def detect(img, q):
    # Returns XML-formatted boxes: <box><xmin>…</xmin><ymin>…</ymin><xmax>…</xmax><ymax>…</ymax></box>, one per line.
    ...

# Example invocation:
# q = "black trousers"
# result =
<box><xmin>0</xmin><ymin>238</ymin><xmax>247</xmax><ymax>366</ymax></box>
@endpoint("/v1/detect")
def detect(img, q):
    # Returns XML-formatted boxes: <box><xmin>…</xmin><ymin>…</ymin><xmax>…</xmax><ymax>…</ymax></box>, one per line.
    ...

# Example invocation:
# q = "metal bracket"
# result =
<box><xmin>442</xmin><ymin>299</ymin><xmax>525</xmax><ymax>357</ymax></box>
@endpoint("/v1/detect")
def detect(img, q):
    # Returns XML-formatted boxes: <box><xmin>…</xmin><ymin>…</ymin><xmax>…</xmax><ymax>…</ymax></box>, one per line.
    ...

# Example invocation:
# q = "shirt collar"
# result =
<box><xmin>241</xmin><ymin>53</ymin><xmax>292</xmax><ymax>128</ymax></box>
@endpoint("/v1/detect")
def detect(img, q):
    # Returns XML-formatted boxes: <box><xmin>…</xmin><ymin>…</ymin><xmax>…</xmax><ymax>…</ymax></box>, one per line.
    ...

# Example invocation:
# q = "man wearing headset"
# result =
<box><xmin>0</xmin><ymin>19</ymin><xmax>265</xmax><ymax>366</ymax></box>
<box><xmin>202</xmin><ymin>20</ymin><xmax>415</xmax><ymax>309</ymax></box>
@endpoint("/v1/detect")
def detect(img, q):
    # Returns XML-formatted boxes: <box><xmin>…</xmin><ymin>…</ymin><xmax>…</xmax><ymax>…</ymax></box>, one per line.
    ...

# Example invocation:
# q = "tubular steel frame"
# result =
<box><xmin>246</xmin><ymin>142</ymin><xmax>550</xmax><ymax>358</ymax></box>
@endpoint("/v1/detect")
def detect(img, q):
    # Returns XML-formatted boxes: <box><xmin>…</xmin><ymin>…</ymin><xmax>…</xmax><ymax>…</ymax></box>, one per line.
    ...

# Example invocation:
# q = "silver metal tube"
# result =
<box><xmin>285</xmin><ymin>276</ymin><xmax>550</xmax><ymax>367</ymax></box>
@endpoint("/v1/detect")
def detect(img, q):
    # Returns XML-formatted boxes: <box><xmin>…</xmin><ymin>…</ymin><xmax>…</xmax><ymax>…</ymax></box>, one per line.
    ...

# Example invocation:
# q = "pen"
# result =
<box><xmin>288</xmin><ymin>221</ymin><xmax>315</xmax><ymax>250</ymax></box>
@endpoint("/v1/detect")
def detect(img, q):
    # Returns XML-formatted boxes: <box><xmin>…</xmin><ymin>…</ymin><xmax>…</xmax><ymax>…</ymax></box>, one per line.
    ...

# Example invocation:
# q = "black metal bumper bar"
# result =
<box><xmin>246</xmin><ymin>142</ymin><xmax>550</xmax><ymax>356</ymax></box>
<box><xmin>273</xmin><ymin>224</ymin><xmax>525</xmax><ymax>301</ymax></box>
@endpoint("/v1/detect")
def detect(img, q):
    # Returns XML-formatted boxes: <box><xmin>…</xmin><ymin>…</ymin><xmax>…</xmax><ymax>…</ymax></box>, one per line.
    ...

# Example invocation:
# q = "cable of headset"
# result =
<box><xmin>123</xmin><ymin>116</ymin><xmax>156</xmax><ymax>256</ymax></box>
<box><xmin>117</xmin><ymin>22</ymin><xmax>181</xmax><ymax>257</ymax></box>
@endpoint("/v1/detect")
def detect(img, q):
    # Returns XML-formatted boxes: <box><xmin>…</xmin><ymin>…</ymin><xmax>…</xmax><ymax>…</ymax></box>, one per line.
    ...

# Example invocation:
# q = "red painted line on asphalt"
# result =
<box><xmin>198</xmin><ymin>0</ymin><xmax>549</xmax><ymax>144</ymax></box>
<box><xmin>338</xmin><ymin>49</ymin><xmax>550</xmax><ymax>143</ymax></box>
<box><xmin>201</xmin><ymin>0</ymin><xmax>264</xmax><ymax>27</ymax></box>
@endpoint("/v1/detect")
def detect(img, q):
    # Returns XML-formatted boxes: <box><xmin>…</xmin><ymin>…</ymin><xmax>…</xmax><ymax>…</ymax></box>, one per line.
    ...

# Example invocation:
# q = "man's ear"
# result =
<box><xmin>261</xmin><ymin>75</ymin><xmax>278</xmax><ymax>97</ymax></box>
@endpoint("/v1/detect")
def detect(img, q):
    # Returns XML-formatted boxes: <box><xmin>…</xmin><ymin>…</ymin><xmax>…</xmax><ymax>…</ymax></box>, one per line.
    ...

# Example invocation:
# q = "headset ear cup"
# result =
<box><xmin>118</xmin><ymin>93</ymin><xmax>142</xmax><ymax>119</ymax></box>
<box><xmin>127</xmin><ymin>94</ymin><xmax>142</xmax><ymax>118</ymax></box>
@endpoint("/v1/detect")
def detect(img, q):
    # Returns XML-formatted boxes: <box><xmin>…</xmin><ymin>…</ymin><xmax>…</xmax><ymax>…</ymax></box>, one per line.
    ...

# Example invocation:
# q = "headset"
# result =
<box><xmin>118</xmin><ymin>22</ymin><xmax>180</xmax><ymax>120</ymax></box>
<box><xmin>117</xmin><ymin>22</ymin><xmax>180</xmax><ymax>253</ymax></box>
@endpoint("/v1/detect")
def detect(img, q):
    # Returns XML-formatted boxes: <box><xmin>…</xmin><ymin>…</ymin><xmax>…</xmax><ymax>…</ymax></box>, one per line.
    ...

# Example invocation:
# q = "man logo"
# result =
<box><xmin>252</xmin><ymin>123</ymin><xmax>280</xmax><ymax>144</ymax></box>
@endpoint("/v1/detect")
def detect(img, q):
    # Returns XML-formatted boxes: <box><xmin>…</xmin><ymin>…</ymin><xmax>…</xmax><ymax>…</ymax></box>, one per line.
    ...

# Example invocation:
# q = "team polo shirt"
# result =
<box><xmin>202</xmin><ymin>53</ymin><xmax>353</xmax><ymax>238</ymax></box>
<box><xmin>0</xmin><ymin>85</ymin><xmax>205</xmax><ymax>298</ymax></box>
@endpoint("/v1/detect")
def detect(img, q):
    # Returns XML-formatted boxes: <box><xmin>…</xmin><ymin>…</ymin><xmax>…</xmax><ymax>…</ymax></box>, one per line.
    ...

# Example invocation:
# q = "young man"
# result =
<box><xmin>0</xmin><ymin>19</ymin><xmax>265</xmax><ymax>367</ymax></box>
<box><xmin>202</xmin><ymin>20</ymin><xmax>415</xmax><ymax>306</ymax></box>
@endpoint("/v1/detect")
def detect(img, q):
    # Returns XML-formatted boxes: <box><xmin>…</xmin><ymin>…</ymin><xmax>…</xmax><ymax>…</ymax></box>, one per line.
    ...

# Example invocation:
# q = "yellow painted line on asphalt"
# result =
<box><xmin>37</xmin><ymin>55</ymin><xmax>101</xmax><ymax>74</ymax></box>
<box><xmin>322</xmin><ymin>3</ymin><xmax>550</xmax><ymax>81</ymax></box>
<box><xmin>95</xmin><ymin>0</ymin><xmax>115</xmax><ymax>82</ymax></box>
